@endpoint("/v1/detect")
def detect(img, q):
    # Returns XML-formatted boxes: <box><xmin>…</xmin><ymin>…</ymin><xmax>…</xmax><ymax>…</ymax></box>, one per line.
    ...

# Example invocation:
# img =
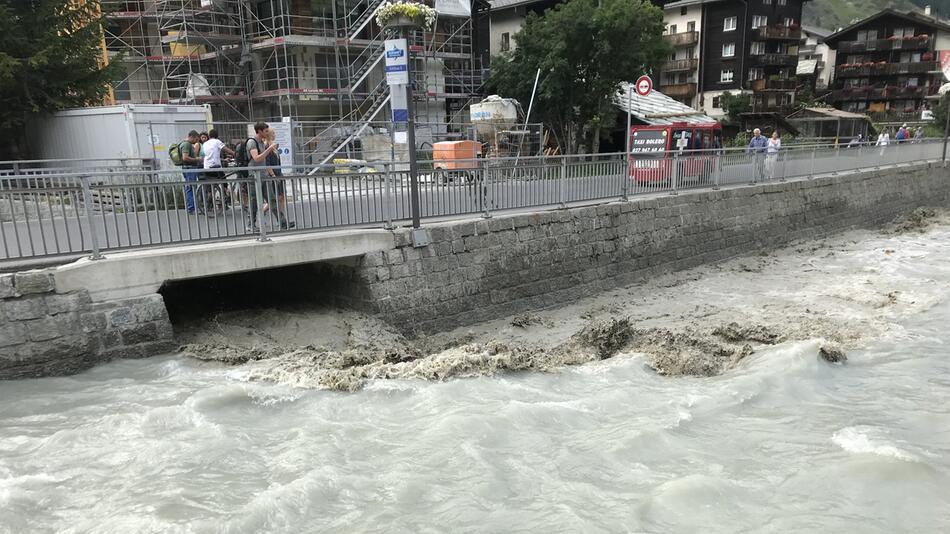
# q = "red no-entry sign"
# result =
<box><xmin>635</xmin><ymin>75</ymin><xmax>653</xmax><ymax>97</ymax></box>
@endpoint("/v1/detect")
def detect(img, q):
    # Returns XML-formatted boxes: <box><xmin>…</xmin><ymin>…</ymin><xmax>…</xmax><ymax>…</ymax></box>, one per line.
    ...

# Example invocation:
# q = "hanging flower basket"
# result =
<box><xmin>376</xmin><ymin>1</ymin><xmax>437</xmax><ymax>30</ymax></box>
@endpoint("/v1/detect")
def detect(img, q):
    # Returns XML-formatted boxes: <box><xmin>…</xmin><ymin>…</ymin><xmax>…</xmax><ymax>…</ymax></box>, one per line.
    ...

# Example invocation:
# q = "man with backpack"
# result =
<box><xmin>237</xmin><ymin>122</ymin><xmax>279</xmax><ymax>232</ymax></box>
<box><xmin>172</xmin><ymin>130</ymin><xmax>203</xmax><ymax>214</ymax></box>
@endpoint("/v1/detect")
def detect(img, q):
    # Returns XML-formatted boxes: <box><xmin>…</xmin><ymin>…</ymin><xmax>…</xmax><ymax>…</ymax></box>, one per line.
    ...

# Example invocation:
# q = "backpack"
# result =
<box><xmin>235</xmin><ymin>137</ymin><xmax>261</xmax><ymax>166</ymax></box>
<box><xmin>168</xmin><ymin>142</ymin><xmax>184</xmax><ymax>166</ymax></box>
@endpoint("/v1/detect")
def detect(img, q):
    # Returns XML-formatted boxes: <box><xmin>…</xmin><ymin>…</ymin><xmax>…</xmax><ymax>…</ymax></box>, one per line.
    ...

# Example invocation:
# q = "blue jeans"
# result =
<box><xmin>183</xmin><ymin>170</ymin><xmax>198</xmax><ymax>212</ymax></box>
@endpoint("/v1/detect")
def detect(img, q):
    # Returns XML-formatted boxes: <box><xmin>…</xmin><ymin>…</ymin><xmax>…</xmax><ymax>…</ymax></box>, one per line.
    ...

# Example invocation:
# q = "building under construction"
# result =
<box><xmin>101</xmin><ymin>0</ymin><xmax>488</xmax><ymax>164</ymax></box>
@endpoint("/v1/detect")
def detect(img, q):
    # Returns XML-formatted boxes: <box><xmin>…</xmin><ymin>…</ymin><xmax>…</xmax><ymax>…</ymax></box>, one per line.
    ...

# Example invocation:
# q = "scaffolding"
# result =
<box><xmin>101</xmin><ymin>0</ymin><xmax>486</xmax><ymax>164</ymax></box>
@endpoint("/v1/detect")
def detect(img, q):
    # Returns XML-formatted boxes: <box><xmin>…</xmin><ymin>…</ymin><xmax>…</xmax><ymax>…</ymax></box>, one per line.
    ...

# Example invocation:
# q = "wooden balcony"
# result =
<box><xmin>837</xmin><ymin>36</ymin><xmax>931</xmax><ymax>53</ymax></box>
<box><xmin>830</xmin><ymin>84</ymin><xmax>939</xmax><ymax>101</ymax></box>
<box><xmin>664</xmin><ymin>31</ymin><xmax>699</xmax><ymax>47</ymax></box>
<box><xmin>662</xmin><ymin>58</ymin><xmax>699</xmax><ymax>72</ymax></box>
<box><xmin>755</xmin><ymin>25</ymin><xmax>802</xmax><ymax>41</ymax></box>
<box><xmin>658</xmin><ymin>82</ymin><xmax>697</xmax><ymax>97</ymax></box>
<box><xmin>750</xmin><ymin>78</ymin><xmax>797</xmax><ymax>91</ymax></box>
<box><xmin>751</xmin><ymin>53</ymin><xmax>798</xmax><ymax>67</ymax></box>
<box><xmin>835</xmin><ymin>60</ymin><xmax>938</xmax><ymax>78</ymax></box>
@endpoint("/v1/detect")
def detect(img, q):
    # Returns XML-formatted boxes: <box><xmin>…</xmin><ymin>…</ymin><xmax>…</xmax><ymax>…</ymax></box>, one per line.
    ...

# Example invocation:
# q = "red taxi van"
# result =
<box><xmin>628</xmin><ymin>122</ymin><xmax>722</xmax><ymax>183</ymax></box>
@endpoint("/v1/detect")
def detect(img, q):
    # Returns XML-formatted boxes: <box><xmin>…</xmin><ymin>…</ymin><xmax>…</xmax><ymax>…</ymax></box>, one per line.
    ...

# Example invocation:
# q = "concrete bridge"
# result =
<box><xmin>1</xmin><ymin>156</ymin><xmax>949</xmax><ymax>380</ymax></box>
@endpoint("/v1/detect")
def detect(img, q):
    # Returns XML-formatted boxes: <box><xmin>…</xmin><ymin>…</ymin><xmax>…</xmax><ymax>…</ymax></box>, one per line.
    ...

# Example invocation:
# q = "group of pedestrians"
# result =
<box><xmin>175</xmin><ymin>122</ymin><xmax>293</xmax><ymax>232</ymax></box>
<box><xmin>746</xmin><ymin>128</ymin><xmax>782</xmax><ymax>184</ymax></box>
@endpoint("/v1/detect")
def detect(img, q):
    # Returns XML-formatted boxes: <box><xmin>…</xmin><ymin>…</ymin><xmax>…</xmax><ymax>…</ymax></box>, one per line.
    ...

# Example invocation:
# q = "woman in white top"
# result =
<box><xmin>765</xmin><ymin>131</ymin><xmax>781</xmax><ymax>180</ymax></box>
<box><xmin>876</xmin><ymin>131</ymin><xmax>890</xmax><ymax>146</ymax></box>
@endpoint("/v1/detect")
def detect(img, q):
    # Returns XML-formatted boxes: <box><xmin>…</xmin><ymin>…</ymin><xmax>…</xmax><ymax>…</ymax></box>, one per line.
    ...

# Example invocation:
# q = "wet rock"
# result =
<box><xmin>819</xmin><ymin>345</ymin><xmax>848</xmax><ymax>364</ymax></box>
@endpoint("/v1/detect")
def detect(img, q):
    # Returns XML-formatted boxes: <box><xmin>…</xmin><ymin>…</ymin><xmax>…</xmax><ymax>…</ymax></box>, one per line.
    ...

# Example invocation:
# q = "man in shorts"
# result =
<box><xmin>244</xmin><ymin>122</ymin><xmax>279</xmax><ymax>231</ymax></box>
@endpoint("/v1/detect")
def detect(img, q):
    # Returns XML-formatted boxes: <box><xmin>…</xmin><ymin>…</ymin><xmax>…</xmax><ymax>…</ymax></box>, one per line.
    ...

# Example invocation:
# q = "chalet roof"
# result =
<box><xmin>613</xmin><ymin>82</ymin><xmax>717</xmax><ymax>125</ymax></box>
<box><xmin>801</xmin><ymin>25</ymin><xmax>832</xmax><ymax>40</ymax></box>
<box><xmin>825</xmin><ymin>8</ymin><xmax>950</xmax><ymax>45</ymax></box>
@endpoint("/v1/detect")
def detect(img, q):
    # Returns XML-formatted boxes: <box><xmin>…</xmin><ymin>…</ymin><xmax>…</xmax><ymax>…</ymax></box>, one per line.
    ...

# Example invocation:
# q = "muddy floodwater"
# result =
<box><xmin>1</xmin><ymin>211</ymin><xmax>950</xmax><ymax>533</ymax></box>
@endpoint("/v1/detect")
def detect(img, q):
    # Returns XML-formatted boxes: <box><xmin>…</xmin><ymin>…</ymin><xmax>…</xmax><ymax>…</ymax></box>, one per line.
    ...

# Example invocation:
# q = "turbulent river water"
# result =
<box><xmin>2</xmin><ymin>212</ymin><xmax>950</xmax><ymax>533</ymax></box>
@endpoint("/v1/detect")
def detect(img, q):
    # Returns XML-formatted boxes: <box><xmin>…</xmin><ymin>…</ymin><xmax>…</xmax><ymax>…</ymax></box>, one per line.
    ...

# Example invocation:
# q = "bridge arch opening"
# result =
<box><xmin>158</xmin><ymin>259</ymin><xmax>372</xmax><ymax>326</ymax></box>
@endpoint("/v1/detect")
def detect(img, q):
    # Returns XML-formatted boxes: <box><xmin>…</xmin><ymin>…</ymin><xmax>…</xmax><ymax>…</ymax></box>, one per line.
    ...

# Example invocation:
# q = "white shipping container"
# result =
<box><xmin>27</xmin><ymin>104</ymin><xmax>213</xmax><ymax>169</ymax></box>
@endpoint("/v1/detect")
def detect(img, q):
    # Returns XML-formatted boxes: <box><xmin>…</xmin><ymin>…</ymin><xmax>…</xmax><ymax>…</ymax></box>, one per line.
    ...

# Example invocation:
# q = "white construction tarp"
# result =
<box><xmin>435</xmin><ymin>0</ymin><xmax>471</xmax><ymax>17</ymax></box>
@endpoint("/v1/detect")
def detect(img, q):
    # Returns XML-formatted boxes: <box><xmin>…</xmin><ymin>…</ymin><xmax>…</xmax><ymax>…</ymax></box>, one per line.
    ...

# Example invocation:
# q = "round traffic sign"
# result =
<box><xmin>635</xmin><ymin>75</ymin><xmax>653</xmax><ymax>97</ymax></box>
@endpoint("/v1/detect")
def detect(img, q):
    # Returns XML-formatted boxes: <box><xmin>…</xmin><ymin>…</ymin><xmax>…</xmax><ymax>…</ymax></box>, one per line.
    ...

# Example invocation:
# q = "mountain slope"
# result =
<box><xmin>803</xmin><ymin>0</ymin><xmax>947</xmax><ymax>31</ymax></box>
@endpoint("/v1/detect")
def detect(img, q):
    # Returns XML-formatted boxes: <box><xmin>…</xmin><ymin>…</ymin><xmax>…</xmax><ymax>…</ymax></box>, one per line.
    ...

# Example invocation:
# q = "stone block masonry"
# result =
<box><xmin>0</xmin><ymin>270</ymin><xmax>175</xmax><ymax>380</ymax></box>
<box><xmin>354</xmin><ymin>162</ymin><xmax>950</xmax><ymax>334</ymax></box>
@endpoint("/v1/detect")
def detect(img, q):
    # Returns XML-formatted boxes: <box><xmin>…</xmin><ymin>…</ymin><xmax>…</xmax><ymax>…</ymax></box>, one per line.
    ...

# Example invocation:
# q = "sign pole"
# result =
<box><xmin>625</xmin><ymin>83</ymin><xmax>632</xmax><ymax>155</ymax></box>
<box><xmin>403</xmin><ymin>27</ymin><xmax>421</xmax><ymax>228</ymax></box>
<box><xmin>943</xmin><ymin>94</ymin><xmax>950</xmax><ymax>163</ymax></box>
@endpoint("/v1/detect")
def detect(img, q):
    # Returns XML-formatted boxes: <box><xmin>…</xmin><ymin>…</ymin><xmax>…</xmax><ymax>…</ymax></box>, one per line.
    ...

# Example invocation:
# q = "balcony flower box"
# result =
<box><xmin>376</xmin><ymin>1</ymin><xmax>437</xmax><ymax>30</ymax></box>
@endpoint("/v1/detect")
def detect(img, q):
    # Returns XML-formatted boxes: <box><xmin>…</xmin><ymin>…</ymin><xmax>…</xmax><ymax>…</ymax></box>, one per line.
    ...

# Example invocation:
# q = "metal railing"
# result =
<box><xmin>0</xmin><ymin>140</ymin><xmax>945</xmax><ymax>262</ymax></box>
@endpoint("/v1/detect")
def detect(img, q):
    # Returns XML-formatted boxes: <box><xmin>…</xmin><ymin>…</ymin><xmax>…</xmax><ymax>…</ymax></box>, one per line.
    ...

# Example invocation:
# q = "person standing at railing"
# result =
<box><xmin>178</xmin><ymin>131</ymin><xmax>203</xmax><ymax>214</ymax></box>
<box><xmin>202</xmin><ymin>129</ymin><xmax>235</xmax><ymax>216</ymax></box>
<box><xmin>262</xmin><ymin>126</ymin><xmax>294</xmax><ymax>230</ymax></box>
<box><xmin>747</xmin><ymin>128</ymin><xmax>768</xmax><ymax>184</ymax></box>
<box><xmin>913</xmin><ymin>127</ymin><xmax>925</xmax><ymax>143</ymax></box>
<box><xmin>876</xmin><ymin>129</ymin><xmax>890</xmax><ymax>156</ymax></box>
<box><xmin>895</xmin><ymin>124</ymin><xmax>909</xmax><ymax>144</ymax></box>
<box><xmin>765</xmin><ymin>131</ymin><xmax>781</xmax><ymax>180</ymax></box>
<box><xmin>245</xmin><ymin>122</ymin><xmax>280</xmax><ymax>232</ymax></box>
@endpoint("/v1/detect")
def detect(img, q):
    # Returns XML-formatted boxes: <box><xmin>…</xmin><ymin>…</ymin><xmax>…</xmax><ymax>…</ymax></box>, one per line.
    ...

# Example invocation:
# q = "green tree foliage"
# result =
<box><xmin>932</xmin><ymin>92</ymin><xmax>950</xmax><ymax>135</ymax></box>
<box><xmin>0</xmin><ymin>0</ymin><xmax>117</xmax><ymax>156</ymax></box>
<box><xmin>486</xmin><ymin>0</ymin><xmax>670</xmax><ymax>154</ymax></box>
<box><xmin>719</xmin><ymin>91</ymin><xmax>750</xmax><ymax>124</ymax></box>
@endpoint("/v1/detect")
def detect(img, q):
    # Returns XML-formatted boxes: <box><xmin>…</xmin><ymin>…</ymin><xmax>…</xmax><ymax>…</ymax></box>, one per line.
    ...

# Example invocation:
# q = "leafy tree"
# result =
<box><xmin>486</xmin><ymin>0</ymin><xmax>669</xmax><ymax>154</ymax></box>
<box><xmin>0</xmin><ymin>0</ymin><xmax>117</xmax><ymax>157</ymax></box>
<box><xmin>719</xmin><ymin>91</ymin><xmax>750</xmax><ymax>124</ymax></box>
<box><xmin>931</xmin><ymin>92</ymin><xmax>950</xmax><ymax>135</ymax></box>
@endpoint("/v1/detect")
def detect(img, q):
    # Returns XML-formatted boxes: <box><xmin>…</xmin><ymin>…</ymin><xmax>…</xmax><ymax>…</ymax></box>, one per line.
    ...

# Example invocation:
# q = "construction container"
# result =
<box><xmin>432</xmin><ymin>140</ymin><xmax>482</xmax><ymax>170</ymax></box>
<box><xmin>27</xmin><ymin>104</ymin><xmax>213</xmax><ymax>169</ymax></box>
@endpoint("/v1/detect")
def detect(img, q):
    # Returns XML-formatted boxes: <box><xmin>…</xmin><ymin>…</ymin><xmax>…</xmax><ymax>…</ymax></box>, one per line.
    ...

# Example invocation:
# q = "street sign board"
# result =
<box><xmin>391</xmin><ymin>84</ymin><xmax>409</xmax><ymax>123</ymax></box>
<box><xmin>635</xmin><ymin>75</ymin><xmax>653</xmax><ymax>97</ymax></box>
<box><xmin>384</xmin><ymin>38</ymin><xmax>409</xmax><ymax>86</ymax></box>
<box><xmin>271</xmin><ymin>118</ymin><xmax>295</xmax><ymax>173</ymax></box>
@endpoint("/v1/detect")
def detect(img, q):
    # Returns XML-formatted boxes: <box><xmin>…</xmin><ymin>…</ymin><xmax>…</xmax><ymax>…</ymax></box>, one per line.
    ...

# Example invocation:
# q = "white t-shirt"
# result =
<box><xmin>202</xmin><ymin>138</ymin><xmax>226</xmax><ymax>168</ymax></box>
<box><xmin>767</xmin><ymin>138</ymin><xmax>781</xmax><ymax>154</ymax></box>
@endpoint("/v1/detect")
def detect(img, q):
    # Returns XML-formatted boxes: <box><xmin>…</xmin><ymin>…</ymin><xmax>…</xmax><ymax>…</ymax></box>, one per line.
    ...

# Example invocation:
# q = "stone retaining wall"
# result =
<box><xmin>354</xmin><ymin>162</ymin><xmax>950</xmax><ymax>333</ymax></box>
<box><xmin>0</xmin><ymin>271</ymin><xmax>175</xmax><ymax>379</ymax></box>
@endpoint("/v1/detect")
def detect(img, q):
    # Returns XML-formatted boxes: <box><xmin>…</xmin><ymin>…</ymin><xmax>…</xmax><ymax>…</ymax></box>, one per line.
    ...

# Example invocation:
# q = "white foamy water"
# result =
<box><xmin>2</xmin><ymin>222</ymin><xmax>950</xmax><ymax>533</ymax></box>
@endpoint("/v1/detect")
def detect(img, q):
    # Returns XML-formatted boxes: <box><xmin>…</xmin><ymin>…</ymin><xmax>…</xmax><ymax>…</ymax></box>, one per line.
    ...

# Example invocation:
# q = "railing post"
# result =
<box><xmin>670</xmin><ymin>152</ymin><xmax>679</xmax><ymax>195</ymax></box>
<box><xmin>712</xmin><ymin>153</ymin><xmax>721</xmax><ymax>190</ymax></box>
<box><xmin>383</xmin><ymin>162</ymin><xmax>394</xmax><ymax>230</ymax></box>
<box><xmin>255</xmin><ymin>171</ymin><xmax>269</xmax><ymax>242</ymax></box>
<box><xmin>621</xmin><ymin>154</ymin><xmax>629</xmax><ymax>201</ymax></box>
<box><xmin>558</xmin><ymin>157</ymin><xmax>567</xmax><ymax>208</ymax></box>
<box><xmin>481</xmin><ymin>166</ymin><xmax>492</xmax><ymax>219</ymax></box>
<box><xmin>80</xmin><ymin>176</ymin><xmax>102</xmax><ymax>260</ymax></box>
<box><xmin>808</xmin><ymin>146</ymin><xmax>817</xmax><ymax>179</ymax></box>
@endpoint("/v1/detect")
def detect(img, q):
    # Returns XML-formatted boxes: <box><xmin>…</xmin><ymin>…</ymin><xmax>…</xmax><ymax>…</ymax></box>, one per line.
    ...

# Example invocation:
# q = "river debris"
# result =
<box><xmin>576</xmin><ymin>317</ymin><xmax>633</xmax><ymax>358</ymax></box>
<box><xmin>712</xmin><ymin>322</ymin><xmax>782</xmax><ymax>344</ymax></box>
<box><xmin>883</xmin><ymin>207</ymin><xmax>945</xmax><ymax>235</ymax></box>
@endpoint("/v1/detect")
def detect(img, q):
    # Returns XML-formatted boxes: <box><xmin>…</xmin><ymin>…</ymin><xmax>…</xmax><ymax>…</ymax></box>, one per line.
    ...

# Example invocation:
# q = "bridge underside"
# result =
<box><xmin>53</xmin><ymin>229</ymin><xmax>396</xmax><ymax>302</ymax></box>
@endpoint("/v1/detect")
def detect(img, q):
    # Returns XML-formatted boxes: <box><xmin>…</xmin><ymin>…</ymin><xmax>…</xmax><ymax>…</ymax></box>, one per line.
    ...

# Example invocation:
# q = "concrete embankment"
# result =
<box><xmin>1</xmin><ymin>161</ymin><xmax>948</xmax><ymax>379</ymax></box>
